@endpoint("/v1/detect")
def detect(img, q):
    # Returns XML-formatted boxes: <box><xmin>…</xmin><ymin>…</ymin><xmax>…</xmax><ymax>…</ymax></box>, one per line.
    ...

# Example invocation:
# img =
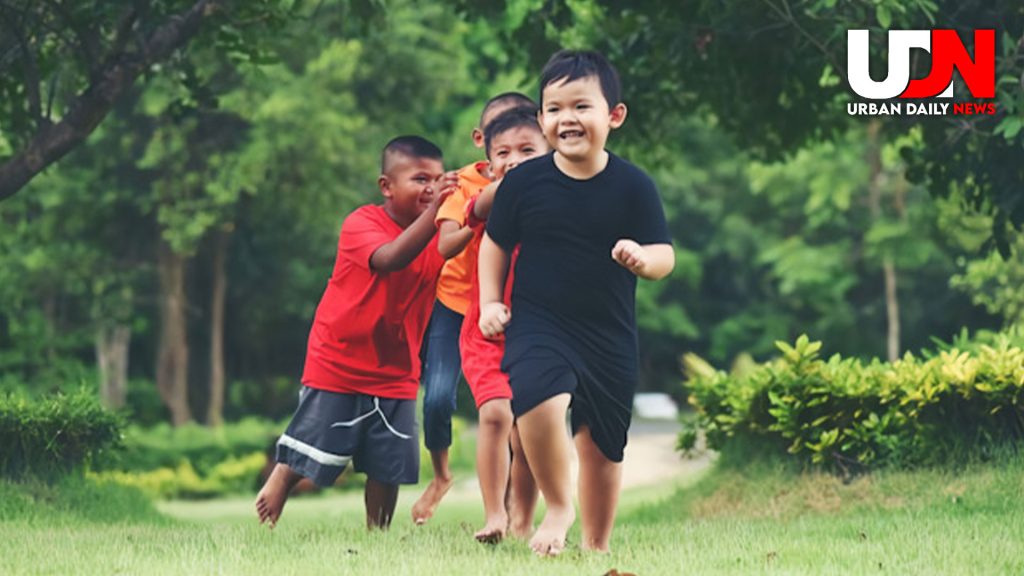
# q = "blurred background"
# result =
<box><xmin>0</xmin><ymin>0</ymin><xmax>1019</xmax><ymax>433</ymax></box>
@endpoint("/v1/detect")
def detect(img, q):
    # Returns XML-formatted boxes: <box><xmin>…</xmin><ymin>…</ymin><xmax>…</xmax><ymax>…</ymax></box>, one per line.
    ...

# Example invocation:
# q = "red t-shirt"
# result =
<box><xmin>301</xmin><ymin>204</ymin><xmax>445</xmax><ymax>399</ymax></box>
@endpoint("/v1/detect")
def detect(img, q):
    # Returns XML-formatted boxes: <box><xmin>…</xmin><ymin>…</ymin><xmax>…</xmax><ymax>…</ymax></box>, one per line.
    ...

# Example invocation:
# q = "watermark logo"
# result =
<box><xmin>846</xmin><ymin>29</ymin><xmax>996</xmax><ymax>116</ymax></box>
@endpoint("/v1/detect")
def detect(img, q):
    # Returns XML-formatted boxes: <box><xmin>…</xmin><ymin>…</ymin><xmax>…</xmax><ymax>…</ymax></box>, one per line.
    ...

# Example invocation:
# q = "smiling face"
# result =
<box><xmin>379</xmin><ymin>153</ymin><xmax>445</xmax><ymax>226</ymax></box>
<box><xmin>487</xmin><ymin>126</ymin><xmax>550</xmax><ymax>180</ymax></box>
<box><xmin>539</xmin><ymin>75</ymin><xmax>626</xmax><ymax>165</ymax></box>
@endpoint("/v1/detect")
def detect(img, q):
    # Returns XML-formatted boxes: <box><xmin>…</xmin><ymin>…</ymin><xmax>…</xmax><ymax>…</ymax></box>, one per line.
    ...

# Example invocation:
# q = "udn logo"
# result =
<box><xmin>847</xmin><ymin>29</ymin><xmax>995</xmax><ymax>100</ymax></box>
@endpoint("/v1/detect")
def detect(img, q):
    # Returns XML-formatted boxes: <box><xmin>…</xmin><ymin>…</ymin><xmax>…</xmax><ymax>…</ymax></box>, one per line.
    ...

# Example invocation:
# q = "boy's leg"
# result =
<box><xmin>474</xmin><ymin>399</ymin><xmax>513</xmax><ymax>543</ymax></box>
<box><xmin>414</xmin><ymin>301</ymin><xmax>463</xmax><ymax>524</ymax></box>
<box><xmin>507</xmin><ymin>423</ymin><xmax>539</xmax><ymax>539</ymax></box>
<box><xmin>574</xmin><ymin>425</ymin><xmax>622</xmax><ymax>552</ymax></box>
<box><xmin>365</xmin><ymin>478</ymin><xmax>400</xmax><ymax>529</ymax></box>
<box><xmin>516</xmin><ymin>393</ymin><xmax>575</xmax><ymax>556</ymax></box>
<box><xmin>255</xmin><ymin>462</ymin><xmax>304</xmax><ymax>528</ymax></box>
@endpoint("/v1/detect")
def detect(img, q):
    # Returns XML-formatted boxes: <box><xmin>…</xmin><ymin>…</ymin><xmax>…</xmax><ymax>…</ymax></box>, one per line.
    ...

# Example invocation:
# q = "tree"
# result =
<box><xmin>457</xmin><ymin>0</ymin><xmax>1024</xmax><ymax>252</ymax></box>
<box><xmin>0</xmin><ymin>0</ymin><xmax>293</xmax><ymax>200</ymax></box>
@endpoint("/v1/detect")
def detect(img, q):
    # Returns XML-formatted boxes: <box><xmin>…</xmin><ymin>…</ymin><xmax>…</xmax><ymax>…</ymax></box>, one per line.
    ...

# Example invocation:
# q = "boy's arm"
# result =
<box><xmin>471</xmin><ymin>181</ymin><xmax>500</xmax><ymax>221</ymax></box>
<box><xmin>477</xmin><ymin>232</ymin><xmax>511</xmax><ymax>338</ymax></box>
<box><xmin>437</xmin><ymin>220</ymin><xmax>474</xmax><ymax>259</ymax></box>
<box><xmin>370</xmin><ymin>180</ymin><xmax>456</xmax><ymax>272</ymax></box>
<box><xmin>611</xmin><ymin>240</ymin><xmax>675</xmax><ymax>280</ymax></box>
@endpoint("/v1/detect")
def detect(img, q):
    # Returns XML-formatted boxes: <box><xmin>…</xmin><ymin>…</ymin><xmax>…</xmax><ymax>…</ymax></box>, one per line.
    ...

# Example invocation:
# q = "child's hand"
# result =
<box><xmin>432</xmin><ymin>171</ymin><xmax>459</xmax><ymax>207</ymax></box>
<box><xmin>478</xmin><ymin>302</ymin><xmax>511</xmax><ymax>339</ymax></box>
<box><xmin>611</xmin><ymin>239</ymin><xmax>649</xmax><ymax>276</ymax></box>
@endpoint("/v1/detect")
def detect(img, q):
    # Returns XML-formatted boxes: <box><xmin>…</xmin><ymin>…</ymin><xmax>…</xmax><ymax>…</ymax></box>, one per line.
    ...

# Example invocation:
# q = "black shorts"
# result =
<box><xmin>507</xmin><ymin>347</ymin><xmax>634</xmax><ymax>463</ymax></box>
<box><xmin>275</xmin><ymin>387</ymin><xmax>419</xmax><ymax>487</ymax></box>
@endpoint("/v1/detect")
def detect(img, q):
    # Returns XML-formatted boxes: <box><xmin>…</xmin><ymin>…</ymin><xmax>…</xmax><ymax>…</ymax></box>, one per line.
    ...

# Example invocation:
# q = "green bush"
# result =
<box><xmin>89</xmin><ymin>451</ymin><xmax>267</xmax><ymax>499</ymax></box>
<box><xmin>98</xmin><ymin>416</ymin><xmax>283</xmax><ymax>475</ymax></box>
<box><xmin>0</xmin><ymin>391</ymin><xmax>123</xmax><ymax>480</ymax></box>
<box><xmin>683</xmin><ymin>333</ymin><xmax>1024</xmax><ymax>469</ymax></box>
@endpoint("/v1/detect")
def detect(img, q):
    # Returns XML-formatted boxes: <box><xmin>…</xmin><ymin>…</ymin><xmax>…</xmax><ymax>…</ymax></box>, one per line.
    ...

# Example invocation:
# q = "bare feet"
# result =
<box><xmin>411</xmin><ymin>474</ymin><xmax>454</xmax><ymax>525</ymax></box>
<box><xmin>255</xmin><ymin>464</ymin><xmax>302</xmax><ymax>529</ymax></box>
<box><xmin>474</xmin><ymin>512</ymin><xmax>509</xmax><ymax>544</ymax></box>
<box><xmin>529</xmin><ymin>506</ymin><xmax>575</xmax><ymax>556</ymax></box>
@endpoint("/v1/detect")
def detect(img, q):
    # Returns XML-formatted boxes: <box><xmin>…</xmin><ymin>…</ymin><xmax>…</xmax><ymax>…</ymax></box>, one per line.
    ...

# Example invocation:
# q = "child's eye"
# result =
<box><xmin>522</xmin><ymin>147</ymin><xmax>535</xmax><ymax>154</ymax></box>
<box><xmin>576</xmin><ymin>104</ymin><xmax>590</xmax><ymax>110</ymax></box>
<box><xmin>545</xmin><ymin>106</ymin><xmax>559</xmax><ymax>113</ymax></box>
<box><xmin>413</xmin><ymin>177</ymin><xmax>428</xmax><ymax>183</ymax></box>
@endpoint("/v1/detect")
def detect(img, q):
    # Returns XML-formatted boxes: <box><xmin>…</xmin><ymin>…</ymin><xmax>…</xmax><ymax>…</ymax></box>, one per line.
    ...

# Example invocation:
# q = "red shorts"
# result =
<box><xmin>459</xmin><ymin>240</ymin><xmax>517</xmax><ymax>409</ymax></box>
<box><xmin>460</xmin><ymin>298</ymin><xmax>512</xmax><ymax>409</ymax></box>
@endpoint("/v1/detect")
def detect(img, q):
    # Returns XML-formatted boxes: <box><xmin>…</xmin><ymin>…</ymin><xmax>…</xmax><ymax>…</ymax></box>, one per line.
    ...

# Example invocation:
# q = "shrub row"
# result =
<box><xmin>681</xmin><ymin>332</ymin><xmax>1024</xmax><ymax>469</ymax></box>
<box><xmin>89</xmin><ymin>452</ymin><xmax>268</xmax><ymax>499</ymax></box>
<box><xmin>97</xmin><ymin>417</ymin><xmax>285</xmax><ymax>475</ymax></box>
<box><xmin>0</xmin><ymin>391</ymin><xmax>122</xmax><ymax>480</ymax></box>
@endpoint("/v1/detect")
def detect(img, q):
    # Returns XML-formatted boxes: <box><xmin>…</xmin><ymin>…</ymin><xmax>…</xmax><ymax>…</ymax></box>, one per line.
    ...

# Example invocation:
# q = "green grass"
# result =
<box><xmin>2</xmin><ymin>456</ymin><xmax>1023</xmax><ymax>575</ymax></box>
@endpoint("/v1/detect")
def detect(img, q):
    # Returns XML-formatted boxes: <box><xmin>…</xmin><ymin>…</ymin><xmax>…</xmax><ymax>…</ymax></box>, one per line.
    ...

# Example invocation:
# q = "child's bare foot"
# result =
<box><xmin>474</xmin><ymin>512</ymin><xmax>509</xmax><ymax>544</ymax></box>
<box><xmin>411</xmin><ymin>474</ymin><xmax>454</xmax><ymax>525</ymax></box>
<box><xmin>529</xmin><ymin>506</ymin><xmax>575</xmax><ymax>556</ymax></box>
<box><xmin>255</xmin><ymin>464</ymin><xmax>302</xmax><ymax>529</ymax></box>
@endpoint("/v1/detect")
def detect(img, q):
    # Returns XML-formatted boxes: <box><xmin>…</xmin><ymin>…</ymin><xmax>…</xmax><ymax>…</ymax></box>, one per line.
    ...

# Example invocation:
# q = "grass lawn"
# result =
<box><xmin>2</xmin><ymin>456</ymin><xmax>1023</xmax><ymax>575</ymax></box>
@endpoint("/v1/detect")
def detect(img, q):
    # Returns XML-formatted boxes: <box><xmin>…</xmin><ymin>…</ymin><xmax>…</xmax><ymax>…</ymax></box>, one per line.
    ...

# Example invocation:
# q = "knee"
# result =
<box><xmin>423</xmin><ymin>399</ymin><xmax>454</xmax><ymax>422</ymax></box>
<box><xmin>478</xmin><ymin>403</ymin><xmax>513</xmax><ymax>432</ymax></box>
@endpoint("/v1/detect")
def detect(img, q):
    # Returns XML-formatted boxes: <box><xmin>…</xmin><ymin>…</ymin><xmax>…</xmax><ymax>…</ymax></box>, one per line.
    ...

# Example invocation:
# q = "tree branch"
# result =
<box><xmin>761</xmin><ymin>0</ymin><xmax>846</xmax><ymax>79</ymax></box>
<box><xmin>0</xmin><ymin>0</ymin><xmax>223</xmax><ymax>201</ymax></box>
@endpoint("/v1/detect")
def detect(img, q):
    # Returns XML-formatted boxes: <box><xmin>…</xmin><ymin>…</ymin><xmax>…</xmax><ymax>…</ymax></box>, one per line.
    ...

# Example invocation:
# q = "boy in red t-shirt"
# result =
<box><xmin>255</xmin><ymin>136</ymin><xmax>457</xmax><ymax>530</ymax></box>
<box><xmin>458</xmin><ymin>105</ymin><xmax>550</xmax><ymax>543</ymax></box>
<box><xmin>412</xmin><ymin>92</ymin><xmax>535</xmax><ymax>525</ymax></box>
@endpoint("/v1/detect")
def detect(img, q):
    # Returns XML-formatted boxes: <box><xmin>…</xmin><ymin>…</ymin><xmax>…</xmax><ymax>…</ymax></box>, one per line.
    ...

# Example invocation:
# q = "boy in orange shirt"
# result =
<box><xmin>412</xmin><ymin>92</ymin><xmax>535</xmax><ymax>524</ymax></box>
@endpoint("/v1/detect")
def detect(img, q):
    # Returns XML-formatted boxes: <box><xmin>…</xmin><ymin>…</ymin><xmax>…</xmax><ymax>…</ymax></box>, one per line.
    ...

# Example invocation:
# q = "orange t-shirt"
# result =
<box><xmin>434</xmin><ymin>161</ymin><xmax>491</xmax><ymax>315</ymax></box>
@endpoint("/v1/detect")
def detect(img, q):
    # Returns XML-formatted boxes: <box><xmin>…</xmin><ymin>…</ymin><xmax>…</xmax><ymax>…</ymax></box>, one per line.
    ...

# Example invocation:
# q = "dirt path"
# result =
<box><xmin>450</xmin><ymin>419</ymin><xmax>713</xmax><ymax>496</ymax></box>
<box><xmin>617</xmin><ymin>421</ymin><xmax>713</xmax><ymax>490</ymax></box>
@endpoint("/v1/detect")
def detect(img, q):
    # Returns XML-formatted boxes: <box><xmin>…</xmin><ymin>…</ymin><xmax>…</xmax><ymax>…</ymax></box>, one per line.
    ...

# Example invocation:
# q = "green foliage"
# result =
<box><xmin>89</xmin><ymin>417</ymin><xmax>282</xmax><ymax>499</ymax></box>
<box><xmin>98</xmin><ymin>417</ymin><xmax>282</xmax><ymax>475</ymax></box>
<box><xmin>0</xmin><ymin>391</ymin><xmax>123</xmax><ymax>480</ymax></box>
<box><xmin>952</xmin><ymin>231</ymin><xmax>1024</xmax><ymax>328</ymax></box>
<box><xmin>89</xmin><ymin>452</ymin><xmax>266</xmax><ymax>499</ymax></box>
<box><xmin>461</xmin><ymin>0</ymin><xmax>1024</xmax><ymax>251</ymax></box>
<box><xmin>684</xmin><ymin>333</ymin><xmax>1024</xmax><ymax>469</ymax></box>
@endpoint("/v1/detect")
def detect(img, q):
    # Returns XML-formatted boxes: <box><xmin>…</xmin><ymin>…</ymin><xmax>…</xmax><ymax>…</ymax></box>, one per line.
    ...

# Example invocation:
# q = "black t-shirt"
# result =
<box><xmin>486</xmin><ymin>151</ymin><xmax>671</xmax><ymax>384</ymax></box>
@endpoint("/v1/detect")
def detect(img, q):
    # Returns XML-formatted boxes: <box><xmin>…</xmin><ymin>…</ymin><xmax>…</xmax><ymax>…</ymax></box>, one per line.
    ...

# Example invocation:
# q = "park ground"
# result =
<box><xmin>2</xmin><ymin>420</ymin><xmax>1023</xmax><ymax>575</ymax></box>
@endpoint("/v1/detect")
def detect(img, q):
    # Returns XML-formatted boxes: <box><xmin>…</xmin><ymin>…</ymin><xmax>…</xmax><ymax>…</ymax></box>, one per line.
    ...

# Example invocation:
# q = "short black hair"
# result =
<box><xmin>483</xmin><ymin>105</ymin><xmax>542</xmax><ymax>156</ymax></box>
<box><xmin>480</xmin><ymin>92</ymin><xmax>535</xmax><ymax>127</ymax></box>
<box><xmin>539</xmin><ymin>50</ymin><xmax>621</xmax><ymax>108</ymax></box>
<box><xmin>381</xmin><ymin>135</ymin><xmax>443</xmax><ymax>174</ymax></box>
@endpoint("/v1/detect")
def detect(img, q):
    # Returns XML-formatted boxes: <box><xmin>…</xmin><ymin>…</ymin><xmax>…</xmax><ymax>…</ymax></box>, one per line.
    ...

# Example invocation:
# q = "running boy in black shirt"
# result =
<box><xmin>478</xmin><ymin>50</ymin><xmax>675</xmax><ymax>555</ymax></box>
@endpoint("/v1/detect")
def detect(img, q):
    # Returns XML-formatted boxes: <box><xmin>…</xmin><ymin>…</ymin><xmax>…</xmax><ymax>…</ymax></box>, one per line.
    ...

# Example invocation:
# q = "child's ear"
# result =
<box><xmin>609</xmin><ymin>102</ymin><xmax>628</xmax><ymax>129</ymax></box>
<box><xmin>472</xmin><ymin>127</ymin><xmax>485</xmax><ymax>149</ymax></box>
<box><xmin>378</xmin><ymin>174</ymin><xmax>393</xmax><ymax>198</ymax></box>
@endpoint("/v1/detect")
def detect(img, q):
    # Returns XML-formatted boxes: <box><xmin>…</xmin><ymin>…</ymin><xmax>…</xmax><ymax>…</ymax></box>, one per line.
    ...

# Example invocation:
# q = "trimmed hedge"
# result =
<box><xmin>89</xmin><ymin>452</ymin><xmax>267</xmax><ymax>499</ymax></box>
<box><xmin>682</xmin><ymin>333</ymin><xmax>1024</xmax><ymax>469</ymax></box>
<box><xmin>0</xmin><ymin>391</ymin><xmax>123</xmax><ymax>480</ymax></box>
<box><xmin>99</xmin><ymin>417</ymin><xmax>283</xmax><ymax>476</ymax></box>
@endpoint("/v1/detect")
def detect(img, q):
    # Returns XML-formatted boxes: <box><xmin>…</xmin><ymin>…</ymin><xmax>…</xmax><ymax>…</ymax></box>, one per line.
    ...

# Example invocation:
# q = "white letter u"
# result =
<box><xmin>847</xmin><ymin>30</ymin><xmax>929</xmax><ymax>99</ymax></box>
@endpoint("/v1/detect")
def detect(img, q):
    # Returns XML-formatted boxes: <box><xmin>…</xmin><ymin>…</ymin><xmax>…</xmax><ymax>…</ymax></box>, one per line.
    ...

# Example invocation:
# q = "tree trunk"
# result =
<box><xmin>866</xmin><ymin>120</ymin><xmax>900</xmax><ymax>361</ymax></box>
<box><xmin>156</xmin><ymin>239</ymin><xmax>192</xmax><ymax>426</ymax></box>
<box><xmin>206</xmin><ymin>227</ymin><xmax>231</xmax><ymax>427</ymax></box>
<box><xmin>96</xmin><ymin>324</ymin><xmax>131</xmax><ymax>409</ymax></box>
